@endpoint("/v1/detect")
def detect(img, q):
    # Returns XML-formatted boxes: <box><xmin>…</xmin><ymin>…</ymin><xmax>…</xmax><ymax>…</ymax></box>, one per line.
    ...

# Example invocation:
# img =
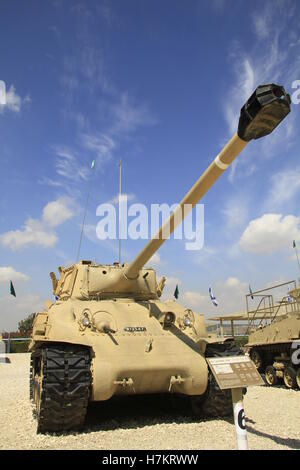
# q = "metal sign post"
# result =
<box><xmin>207</xmin><ymin>355</ymin><xmax>264</xmax><ymax>450</ymax></box>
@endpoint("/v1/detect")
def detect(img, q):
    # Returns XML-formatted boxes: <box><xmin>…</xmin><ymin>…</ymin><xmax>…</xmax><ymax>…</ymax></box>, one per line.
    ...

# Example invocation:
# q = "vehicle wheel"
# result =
<box><xmin>250</xmin><ymin>350</ymin><xmax>264</xmax><ymax>372</ymax></box>
<box><xmin>283</xmin><ymin>366</ymin><xmax>297</xmax><ymax>389</ymax></box>
<box><xmin>296</xmin><ymin>368</ymin><xmax>300</xmax><ymax>390</ymax></box>
<box><xmin>265</xmin><ymin>366</ymin><xmax>277</xmax><ymax>386</ymax></box>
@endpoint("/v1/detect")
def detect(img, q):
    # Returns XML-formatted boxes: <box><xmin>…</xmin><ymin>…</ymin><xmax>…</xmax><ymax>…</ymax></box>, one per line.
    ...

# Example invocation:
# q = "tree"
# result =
<box><xmin>18</xmin><ymin>313</ymin><xmax>36</xmax><ymax>336</ymax></box>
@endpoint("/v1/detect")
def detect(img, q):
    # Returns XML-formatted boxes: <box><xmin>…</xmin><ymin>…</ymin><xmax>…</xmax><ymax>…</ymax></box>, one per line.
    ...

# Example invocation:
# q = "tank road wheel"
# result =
<box><xmin>32</xmin><ymin>345</ymin><xmax>91</xmax><ymax>433</ymax></box>
<box><xmin>250</xmin><ymin>350</ymin><xmax>264</xmax><ymax>372</ymax></box>
<box><xmin>190</xmin><ymin>373</ymin><xmax>233</xmax><ymax>418</ymax></box>
<box><xmin>283</xmin><ymin>366</ymin><xmax>297</xmax><ymax>389</ymax></box>
<box><xmin>296</xmin><ymin>369</ymin><xmax>300</xmax><ymax>390</ymax></box>
<box><xmin>265</xmin><ymin>366</ymin><xmax>277</xmax><ymax>386</ymax></box>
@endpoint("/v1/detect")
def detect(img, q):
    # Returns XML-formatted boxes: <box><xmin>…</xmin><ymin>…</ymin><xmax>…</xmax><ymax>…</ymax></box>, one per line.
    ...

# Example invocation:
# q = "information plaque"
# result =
<box><xmin>206</xmin><ymin>355</ymin><xmax>264</xmax><ymax>390</ymax></box>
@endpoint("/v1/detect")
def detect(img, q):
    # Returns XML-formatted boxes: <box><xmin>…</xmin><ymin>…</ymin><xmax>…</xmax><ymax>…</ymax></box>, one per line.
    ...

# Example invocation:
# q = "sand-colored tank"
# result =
<box><xmin>245</xmin><ymin>281</ymin><xmax>300</xmax><ymax>389</ymax></box>
<box><xmin>29</xmin><ymin>84</ymin><xmax>291</xmax><ymax>432</ymax></box>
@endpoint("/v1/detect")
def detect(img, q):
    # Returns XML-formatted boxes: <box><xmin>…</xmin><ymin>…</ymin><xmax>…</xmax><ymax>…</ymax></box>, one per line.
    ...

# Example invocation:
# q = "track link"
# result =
<box><xmin>194</xmin><ymin>343</ymin><xmax>244</xmax><ymax>418</ymax></box>
<box><xmin>194</xmin><ymin>372</ymin><xmax>233</xmax><ymax>417</ymax></box>
<box><xmin>29</xmin><ymin>358</ymin><xmax>33</xmax><ymax>400</ymax></box>
<box><xmin>31</xmin><ymin>344</ymin><xmax>91</xmax><ymax>433</ymax></box>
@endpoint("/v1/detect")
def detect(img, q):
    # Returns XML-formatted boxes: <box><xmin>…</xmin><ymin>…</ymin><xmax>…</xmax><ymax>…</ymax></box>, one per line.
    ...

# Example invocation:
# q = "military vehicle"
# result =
<box><xmin>29</xmin><ymin>83</ymin><xmax>291</xmax><ymax>432</ymax></box>
<box><xmin>245</xmin><ymin>281</ymin><xmax>300</xmax><ymax>389</ymax></box>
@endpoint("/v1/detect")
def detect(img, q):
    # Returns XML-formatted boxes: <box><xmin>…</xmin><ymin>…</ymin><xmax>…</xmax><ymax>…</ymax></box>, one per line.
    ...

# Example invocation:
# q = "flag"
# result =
<box><xmin>249</xmin><ymin>284</ymin><xmax>254</xmax><ymax>299</ymax></box>
<box><xmin>293</xmin><ymin>240</ymin><xmax>296</xmax><ymax>248</ymax></box>
<box><xmin>91</xmin><ymin>160</ymin><xmax>95</xmax><ymax>169</ymax></box>
<box><xmin>174</xmin><ymin>284</ymin><xmax>179</xmax><ymax>299</ymax></box>
<box><xmin>287</xmin><ymin>286</ymin><xmax>291</xmax><ymax>303</ymax></box>
<box><xmin>209</xmin><ymin>286</ymin><xmax>218</xmax><ymax>307</ymax></box>
<box><xmin>10</xmin><ymin>281</ymin><xmax>16</xmax><ymax>297</ymax></box>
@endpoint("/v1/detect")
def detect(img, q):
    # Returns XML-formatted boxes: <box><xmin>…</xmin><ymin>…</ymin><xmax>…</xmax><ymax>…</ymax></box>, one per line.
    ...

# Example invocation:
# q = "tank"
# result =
<box><xmin>245</xmin><ymin>281</ymin><xmax>300</xmax><ymax>390</ymax></box>
<box><xmin>29</xmin><ymin>84</ymin><xmax>291</xmax><ymax>432</ymax></box>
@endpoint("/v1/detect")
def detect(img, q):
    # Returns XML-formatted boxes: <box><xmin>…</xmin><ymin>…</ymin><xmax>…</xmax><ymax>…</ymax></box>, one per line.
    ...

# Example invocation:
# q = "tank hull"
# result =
<box><xmin>246</xmin><ymin>315</ymin><xmax>300</xmax><ymax>389</ymax></box>
<box><xmin>30</xmin><ymin>298</ymin><xmax>210</xmax><ymax>401</ymax></box>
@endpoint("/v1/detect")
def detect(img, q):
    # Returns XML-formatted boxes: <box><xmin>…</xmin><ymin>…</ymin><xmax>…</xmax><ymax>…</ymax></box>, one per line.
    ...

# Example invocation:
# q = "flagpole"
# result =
<box><xmin>293</xmin><ymin>241</ymin><xmax>300</xmax><ymax>282</ymax></box>
<box><xmin>118</xmin><ymin>159</ymin><xmax>122</xmax><ymax>264</ymax></box>
<box><xmin>76</xmin><ymin>161</ymin><xmax>95</xmax><ymax>263</ymax></box>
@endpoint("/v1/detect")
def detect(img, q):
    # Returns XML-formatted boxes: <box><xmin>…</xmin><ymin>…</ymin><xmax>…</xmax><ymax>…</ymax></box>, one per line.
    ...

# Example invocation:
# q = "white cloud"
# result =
<box><xmin>81</xmin><ymin>133</ymin><xmax>115</xmax><ymax>163</ymax></box>
<box><xmin>0</xmin><ymin>293</ymin><xmax>44</xmax><ymax>331</ymax></box>
<box><xmin>42</xmin><ymin>198</ymin><xmax>74</xmax><ymax>227</ymax></box>
<box><xmin>54</xmin><ymin>146</ymin><xmax>90</xmax><ymax>182</ymax></box>
<box><xmin>55</xmin><ymin>92</ymin><xmax>154</xmax><ymax>184</ymax></box>
<box><xmin>0</xmin><ymin>197</ymin><xmax>74</xmax><ymax>251</ymax></box>
<box><xmin>83</xmin><ymin>223</ymin><xmax>131</xmax><ymax>260</ymax></box>
<box><xmin>107</xmin><ymin>193</ymin><xmax>135</xmax><ymax>205</ymax></box>
<box><xmin>183</xmin><ymin>291</ymin><xmax>207</xmax><ymax>308</ymax></box>
<box><xmin>148</xmin><ymin>253</ymin><xmax>161</xmax><ymax>267</ymax></box>
<box><xmin>0</xmin><ymin>84</ymin><xmax>29</xmax><ymax>114</ymax></box>
<box><xmin>55</xmin><ymin>7</ymin><xmax>156</xmax><ymax>192</ymax></box>
<box><xmin>223</xmin><ymin>1</ymin><xmax>299</xmax><ymax>181</ymax></box>
<box><xmin>38</xmin><ymin>177</ymin><xmax>64</xmax><ymax>188</ymax></box>
<box><xmin>239</xmin><ymin>213</ymin><xmax>300</xmax><ymax>254</ymax></box>
<box><xmin>179</xmin><ymin>276</ymin><xmax>248</xmax><ymax>315</ymax></box>
<box><xmin>225</xmin><ymin>276</ymin><xmax>243</xmax><ymax>288</ymax></box>
<box><xmin>0</xmin><ymin>267</ymin><xmax>29</xmax><ymax>283</ymax></box>
<box><xmin>223</xmin><ymin>197</ymin><xmax>249</xmax><ymax>228</ymax></box>
<box><xmin>111</xmin><ymin>92</ymin><xmax>156</xmax><ymax>134</ymax></box>
<box><xmin>61</xmin><ymin>6</ymin><xmax>114</xmax><ymax>96</ymax></box>
<box><xmin>193</xmin><ymin>246</ymin><xmax>219</xmax><ymax>266</ymax></box>
<box><xmin>253</xmin><ymin>14</ymin><xmax>271</xmax><ymax>40</ymax></box>
<box><xmin>5</xmin><ymin>85</ymin><xmax>22</xmax><ymax>112</ymax></box>
<box><xmin>252</xmin><ymin>1</ymin><xmax>296</xmax><ymax>42</ymax></box>
<box><xmin>83</xmin><ymin>224</ymin><xmax>98</xmax><ymax>243</ymax></box>
<box><xmin>161</xmin><ymin>276</ymin><xmax>181</xmax><ymax>301</ymax></box>
<box><xmin>267</xmin><ymin>167</ymin><xmax>300</xmax><ymax>207</ymax></box>
<box><xmin>225</xmin><ymin>58</ymin><xmax>255</xmax><ymax>136</ymax></box>
<box><xmin>61</xmin><ymin>109</ymin><xmax>88</xmax><ymax>129</ymax></box>
<box><xmin>0</xmin><ymin>219</ymin><xmax>58</xmax><ymax>251</ymax></box>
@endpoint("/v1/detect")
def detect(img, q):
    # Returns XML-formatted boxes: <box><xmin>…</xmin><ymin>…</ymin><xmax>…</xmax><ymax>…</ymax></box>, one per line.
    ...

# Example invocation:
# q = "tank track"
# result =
<box><xmin>197</xmin><ymin>343</ymin><xmax>244</xmax><ymax>418</ymax></box>
<box><xmin>196</xmin><ymin>372</ymin><xmax>233</xmax><ymax>418</ymax></box>
<box><xmin>31</xmin><ymin>344</ymin><xmax>91</xmax><ymax>433</ymax></box>
<box><xmin>248</xmin><ymin>343</ymin><xmax>294</xmax><ymax>372</ymax></box>
<box><xmin>29</xmin><ymin>357</ymin><xmax>33</xmax><ymax>400</ymax></box>
<box><xmin>248</xmin><ymin>342</ymin><xmax>300</xmax><ymax>389</ymax></box>
<box><xmin>247</xmin><ymin>342</ymin><xmax>291</xmax><ymax>355</ymax></box>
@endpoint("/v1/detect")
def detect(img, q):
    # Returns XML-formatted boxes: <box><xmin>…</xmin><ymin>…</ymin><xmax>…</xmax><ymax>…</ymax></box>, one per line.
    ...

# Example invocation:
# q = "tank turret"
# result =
<box><xmin>30</xmin><ymin>83</ymin><xmax>291</xmax><ymax>433</ymax></box>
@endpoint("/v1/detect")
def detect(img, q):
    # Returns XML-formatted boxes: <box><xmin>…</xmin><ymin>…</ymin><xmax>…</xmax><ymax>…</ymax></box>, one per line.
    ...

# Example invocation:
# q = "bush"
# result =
<box><xmin>234</xmin><ymin>336</ymin><xmax>249</xmax><ymax>347</ymax></box>
<box><xmin>18</xmin><ymin>313</ymin><xmax>35</xmax><ymax>336</ymax></box>
<box><xmin>9</xmin><ymin>340</ymin><xmax>30</xmax><ymax>353</ymax></box>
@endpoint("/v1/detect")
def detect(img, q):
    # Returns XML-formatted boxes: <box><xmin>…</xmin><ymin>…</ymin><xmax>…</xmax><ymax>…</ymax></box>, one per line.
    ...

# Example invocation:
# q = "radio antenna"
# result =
<box><xmin>118</xmin><ymin>159</ymin><xmax>122</xmax><ymax>264</ymax></box>
<box><xmin>76</xmin><ymin>160</ymin><xmax>95</xmax><ymax>262</ymax></box>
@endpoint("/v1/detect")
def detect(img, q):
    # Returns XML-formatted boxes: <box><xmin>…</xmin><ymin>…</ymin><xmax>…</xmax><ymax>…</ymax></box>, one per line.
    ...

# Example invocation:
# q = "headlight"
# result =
<box><xmin>163</xmin><ymin>312</ymin><xmax>175</xmax><ymax>328</ymax></box>
<box><xmin>82</xmin><ymin>315</ymin><xmax>91</xmax><ymax>327</ymax></box>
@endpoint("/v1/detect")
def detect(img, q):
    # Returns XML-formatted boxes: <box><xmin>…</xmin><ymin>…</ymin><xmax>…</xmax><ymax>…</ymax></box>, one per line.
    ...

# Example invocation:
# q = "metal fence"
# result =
<box><xmin>1</xmin><ymin>337</ymin><xmax>30</xmax><ymax>353</ymax></box>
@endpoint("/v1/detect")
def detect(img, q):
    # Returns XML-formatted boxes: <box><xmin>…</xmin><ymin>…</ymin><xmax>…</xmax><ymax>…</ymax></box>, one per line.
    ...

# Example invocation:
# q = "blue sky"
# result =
<box><xmin>1</xmin><ymin>0</ymin><xmax>300</xmax><ymax>330</ymax></box>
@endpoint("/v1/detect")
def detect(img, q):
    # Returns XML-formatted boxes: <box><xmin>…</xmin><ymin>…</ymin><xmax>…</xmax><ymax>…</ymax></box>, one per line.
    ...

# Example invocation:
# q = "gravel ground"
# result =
<box><xmin>0</xmin><ymin>353</ymin><xmax>299</xmax><ymax>450</ymax></box>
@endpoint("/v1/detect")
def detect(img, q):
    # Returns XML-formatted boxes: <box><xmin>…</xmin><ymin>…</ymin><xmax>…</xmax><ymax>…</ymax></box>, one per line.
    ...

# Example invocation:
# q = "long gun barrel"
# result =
<box><xmin>124</xmin><ymin>84</ymin><xmax>291</xmax><ymax>280</ymax></box>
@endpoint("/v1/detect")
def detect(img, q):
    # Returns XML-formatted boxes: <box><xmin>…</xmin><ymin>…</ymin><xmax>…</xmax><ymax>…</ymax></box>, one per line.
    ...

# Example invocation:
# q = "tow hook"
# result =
<box><xmin>114</xmin><ymin>377</ymin><xmax>135</xmax><ymax>392</ymax></box>
<box><xmin>168</xmin><ymin>375</ymin><xmax>186</xmax><ymax>392</ymax></box>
